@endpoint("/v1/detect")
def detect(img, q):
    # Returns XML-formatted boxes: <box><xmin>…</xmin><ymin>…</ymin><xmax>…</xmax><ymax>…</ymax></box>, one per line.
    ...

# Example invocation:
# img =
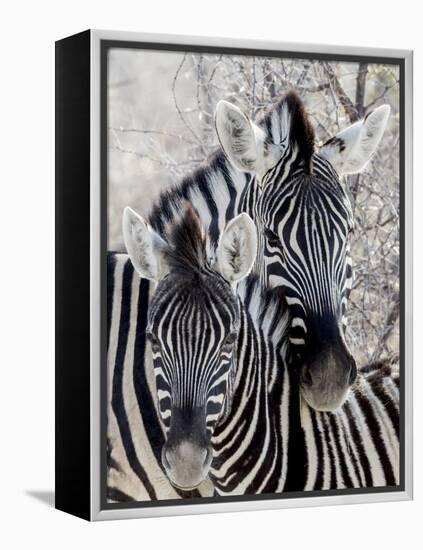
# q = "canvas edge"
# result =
<box><xmin>88</xmin><ymin>29</ymin><xmax>413</xmax><ymax>521</ymax></box>
<box><xmin>55</xmin><ymin>29</ymin><xmax>92</xmax><ymax>521</ymax></box>
<box><xmin>90</xmin><ymin>28</ymin><xmax>411</xmax><ymax>58</ymax></box>
<box><xmin>403</xmin><ymin>48</ymin><xmax>413</xmax><ymax>502</ymax></box>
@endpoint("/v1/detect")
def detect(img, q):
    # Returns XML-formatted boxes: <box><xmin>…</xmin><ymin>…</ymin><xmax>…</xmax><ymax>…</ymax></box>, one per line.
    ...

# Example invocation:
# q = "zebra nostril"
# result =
<box><xmin>161</xmin><ymin>447</ymin><xmax>171</xmax><ymax>470</ymax></box>
<box><xmin>203</xmin><ymin>447</ymin><xmax>213</xmax><ymax>468</ymax></box>
<box><xmin>303</xmin><ymin>367</ymin><xmax>313</xmax><ymax>386</ymax></box>
<box><xmin>349</xmin><ymin>357</ymin><xmax>357</xmax><ymax>384</ymax></box>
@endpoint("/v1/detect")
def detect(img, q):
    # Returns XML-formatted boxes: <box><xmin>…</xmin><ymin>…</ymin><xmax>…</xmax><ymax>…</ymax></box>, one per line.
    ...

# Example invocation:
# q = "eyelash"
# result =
<box><xmin>147</xmin><ymin>332</ymin><xmax>160</xmax><ymax>348</ymax></box>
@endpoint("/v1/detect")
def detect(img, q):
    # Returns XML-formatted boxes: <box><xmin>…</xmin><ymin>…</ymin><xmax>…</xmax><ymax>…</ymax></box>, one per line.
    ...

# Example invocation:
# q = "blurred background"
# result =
<box><xmin>107</xmin><ymin>47</ymin><xmax>400</xmax><ymax>367</ymax></box>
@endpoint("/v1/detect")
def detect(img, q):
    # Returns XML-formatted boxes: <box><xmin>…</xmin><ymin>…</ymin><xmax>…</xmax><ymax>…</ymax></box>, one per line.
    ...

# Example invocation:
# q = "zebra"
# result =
<box><xmin>107</xmin><ymin>249</ymin><xmax>215</xmax><ymax>501</ymax></box>
<box><xmin>118</xmin><ymin>206</ymin><xmax>399</xmax><ymax>496</ymax></box>
<box><xmin>214</xmin><ymin>93</ymin><xmax>391</xmax><ymax>411</ymax></box>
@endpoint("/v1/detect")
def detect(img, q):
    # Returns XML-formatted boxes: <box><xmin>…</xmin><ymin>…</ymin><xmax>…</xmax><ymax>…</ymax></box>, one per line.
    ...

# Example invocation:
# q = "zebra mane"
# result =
<box><xmin>260</xmin><ymin>90</ymin><xmax>315</xmax><ymax>173</ymax></box>
<box><xmin>164</xmin><ymin>206</ymin><xmax>208</xmax><ymax>276</ymax></box>
<box><xmin>148</xmin><ymin>151</ymin><xmax>238</xmax><ymax>238</ymax></box>
<box><xmin>147</xmin><ymin>90</ymin><xmax>315</xmax><ymax>240</ymax></box>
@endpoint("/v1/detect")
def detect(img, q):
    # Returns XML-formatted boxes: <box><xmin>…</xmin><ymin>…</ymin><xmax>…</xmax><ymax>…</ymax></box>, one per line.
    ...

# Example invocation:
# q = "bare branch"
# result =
<box><xmin>109</xmin><ymin>144</ymin><xmax>203</xmax><ymax>168</ymax></box>
<box><xmin>108</xmin><ymin>127</ymin><xmax>196</xmax><ymax>145</ymax></box>
<box><xmin>172</xmin><ymin>54</ymin><xmax>207</xmax><ymax>155</ymax></box>
<box><xmin>365</xmin><ymin>80</ymin><xmax>399</xmax><ymax>111</ymax></box>
<box><xmin>323</xmin><ymin>61</ymin><xmax>359</xmax><ymax>122</ymax></box>
<box><xmin>355</xmin><ymin>62</ymin><xmax>369</xmax><ymax>118</ymax></box>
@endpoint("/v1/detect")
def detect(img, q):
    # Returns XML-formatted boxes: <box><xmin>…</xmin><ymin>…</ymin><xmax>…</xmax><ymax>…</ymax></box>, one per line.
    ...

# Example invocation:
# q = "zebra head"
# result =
<box><xmin>123</xmin><ymin>206</ymin><xmax>257</xmax><ymax>490</ymax></box>
<box><xmin>215</xmin><ymin>91</ymin><xmax>390</xmax><ymax>412</ymax></box>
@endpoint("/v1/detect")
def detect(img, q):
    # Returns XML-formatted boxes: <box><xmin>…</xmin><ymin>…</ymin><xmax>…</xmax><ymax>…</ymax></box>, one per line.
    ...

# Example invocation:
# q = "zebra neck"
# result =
<box><xmin>210</xmin><ymin>278</ymin><xmax>290</xmax><ymax>495</ymax></box>
<box><xmin>288</xmin><ymin>365</ymin><xmax>400</xmax><ymax>491</ymax></box>
<box><xmin>147</xmin><ymin>150</ymin><xmax>250</xmax><ymax>249</ymax></box>
<box><xmin>236</xmin><ymin>276</ymin><xmax>290</xmax><ymax>350</ymax></box>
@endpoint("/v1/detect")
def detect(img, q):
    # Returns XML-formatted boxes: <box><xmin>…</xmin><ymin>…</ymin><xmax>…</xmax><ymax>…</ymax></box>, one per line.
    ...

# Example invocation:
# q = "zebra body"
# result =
<box><xmin>299</xmin><ymin>361</ymin><xmax>399</xmax><ymax>491</ymax></box>
<box><xmin>210</xmin><ymin>278</ymin><xmax>399</xmax><ymax>495</ymax></box>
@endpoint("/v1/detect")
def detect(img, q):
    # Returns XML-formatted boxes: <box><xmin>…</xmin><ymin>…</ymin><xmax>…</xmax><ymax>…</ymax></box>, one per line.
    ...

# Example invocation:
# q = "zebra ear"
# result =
<box><xmin>122</xmin><ymin>207</ymin><xmax>168</xmax><ymax>281</ymax></box>
<box><xmin>319</xmin><ymin>104</ymin><xmax>390</xmax><ymax>176</ymax></box>
<box><xmin>216</xmin><ymin>213</ymin><xmax>257</xmax><ymax>284</ymax></box>
<box><xmin>215</xmin><ymin>100</ymin><xmax>266</xmax><ymax>174</ymax></box>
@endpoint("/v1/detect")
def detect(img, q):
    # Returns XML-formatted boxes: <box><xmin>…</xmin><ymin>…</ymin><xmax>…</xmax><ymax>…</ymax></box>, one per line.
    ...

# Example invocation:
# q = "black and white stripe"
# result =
<box><xmin>108</xmin><ymin>255</ymin><xmax>399</xmax><ymax>500</ymax></box>
<box><xmin>107</xmin><ymin>239</ymin><xmax>398</xmax><ymax>499</ymax></box>
<box><xmin>210</xmin><ymin>278</ymin><xmax>399</xmax><ymax>495</ymax></box>
<box><xmin>148</xmin><ymin>152</ymin><xmax>251</xmax><ymax>254</ymax></box>
<box><xmin>249</xmin><ymin>152</ymin><xmax>354</xmax><ymax>346</ymax></box>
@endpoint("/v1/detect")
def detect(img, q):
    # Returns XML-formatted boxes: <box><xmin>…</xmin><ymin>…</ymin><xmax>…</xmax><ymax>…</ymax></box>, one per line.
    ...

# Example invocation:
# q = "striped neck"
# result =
<box><xmin>210</xmin><ymin>276</ymin><xmax>291</xmax><ymax>494</ymax></box>
<box><xmin>148</xmin><ymin>150</ymin><xmax>250</xmax><ymax>252</ymax></box>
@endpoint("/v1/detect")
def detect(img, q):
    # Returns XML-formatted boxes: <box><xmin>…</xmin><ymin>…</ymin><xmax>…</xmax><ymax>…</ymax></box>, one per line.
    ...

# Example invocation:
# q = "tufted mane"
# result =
<box><xmin>165</xmin><ymin>205</ymin><xmax>207</xmax><ymax>276</ymax></box>
<box><xmin>261</xmin><ymin>90</ymin><xmax>315</xmax><ymax>173</ymax></box>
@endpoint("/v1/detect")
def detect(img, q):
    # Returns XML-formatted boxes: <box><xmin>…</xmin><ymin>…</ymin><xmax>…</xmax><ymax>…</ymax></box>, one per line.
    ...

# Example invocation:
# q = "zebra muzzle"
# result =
<box><xmin>300</xmin><ymin>348</ymin><xmax>357</xmax><ymax>412</ymax></box>
<box><xmin>162</xmin><ymin>441</ymin><xmax>213</xmax><ymax>490</ymax></box>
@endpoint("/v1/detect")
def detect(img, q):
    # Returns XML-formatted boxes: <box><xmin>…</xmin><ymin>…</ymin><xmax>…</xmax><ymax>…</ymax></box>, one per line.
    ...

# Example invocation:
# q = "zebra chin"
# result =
<box><xmin>299</xmin><ymin>349</ymin><xmax>357</xmax><ymax>412</ymax></box>
<box><xmin>300</xmin><ymin>382</ymin><xmax>350</xmax><ymax>412</ymax></box>
<box><xmin>161</xmin><ymin>440</ymin><xmax>213</xmax><ymax>490</ymax></box>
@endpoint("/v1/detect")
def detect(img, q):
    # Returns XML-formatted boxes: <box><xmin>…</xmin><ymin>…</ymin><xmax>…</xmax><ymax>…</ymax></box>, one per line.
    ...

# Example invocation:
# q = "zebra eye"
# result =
<box><xmin>147</xmin><ymin>332</ymin><xmax>161</xmax><ymax>349</ymax></box>
<box><xmin>223</xmin><ymin>332</ymin><xmax>237</xmax><ymax>347</ymax></box>
<box><xmin>265</xmin><ymin>227</ymin><xmax>280</xmax><ymax>245</ymax></box>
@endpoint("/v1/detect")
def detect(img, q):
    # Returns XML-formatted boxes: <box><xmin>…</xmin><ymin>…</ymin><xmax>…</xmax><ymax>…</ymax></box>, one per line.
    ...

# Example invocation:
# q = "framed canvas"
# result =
<box><xmin>55</xmin><ymin>29</ymin><xmax>413</xmax><ymax>521</ymax></box>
